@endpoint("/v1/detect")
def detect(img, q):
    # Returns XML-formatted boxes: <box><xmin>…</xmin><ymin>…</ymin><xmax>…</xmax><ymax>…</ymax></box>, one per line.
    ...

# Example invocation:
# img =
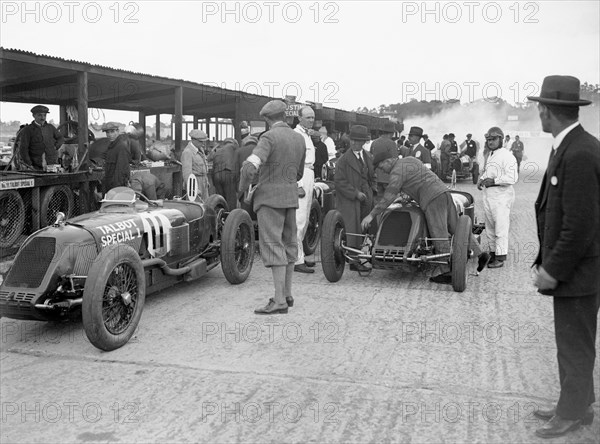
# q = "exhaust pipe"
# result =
<box><xmin>35</xmin><ymin>298</ymin><xmax>83</xmax><ymax>310</ymax></box>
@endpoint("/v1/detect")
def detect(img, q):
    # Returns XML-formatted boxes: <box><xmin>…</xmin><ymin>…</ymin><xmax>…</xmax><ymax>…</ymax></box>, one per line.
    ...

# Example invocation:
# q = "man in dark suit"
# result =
<box><xmin>406</xmin><ymin>126</ymin><xmax>432</xmax><ymax>169</ymax></box>
<box><xmin>334</xmin><ymin>125</ymin><xmax>375</xmax><ymax>272</ymax></box>
<box><xmin>239</xmin><ymin>100</ymin><xmax>306</xmax><ymax>314</ymax></box>
<box><xmin>528</xmin><ymin>75</ymin><xmax>600</xmax><ymax>438</ymax></box>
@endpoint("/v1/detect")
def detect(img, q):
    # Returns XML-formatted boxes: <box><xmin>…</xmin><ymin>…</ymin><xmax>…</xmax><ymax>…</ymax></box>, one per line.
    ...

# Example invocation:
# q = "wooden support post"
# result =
<box><xmin>193</xmin><ymin>116</ymin><xmax>198</xmax><ymax>130</ymax></box>
<box><xmin>155</xmin><ymin>114</ymin><xmax>161</xmax><ymax>141</ymax></box>
<box><xmin>59</xmin><ymin>105</ymin><xmax>68</xmax><ymax>126</ymax></box>
<box><xmin>77</xmin><ymin>71</ymin><xmax>89</xmax><ymax>165</ymax></box>
<box><xmin>206</xmin><ymin>117</ymin><xmax>211</xmax><ymax>140</ymax></box>
<box><xmin>174</xmin><ymin>86</ymin><xmax>183</xmax><ymax>159</ymax></box>
<box><xmin>138</xmin><ymin>111</ymin><xmax>146</xmax><ymax>153</ymax></box>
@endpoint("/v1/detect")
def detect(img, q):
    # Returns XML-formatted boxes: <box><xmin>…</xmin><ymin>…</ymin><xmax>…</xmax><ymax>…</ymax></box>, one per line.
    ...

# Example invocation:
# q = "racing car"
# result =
<box><xmin>320</xmin><ymin>190</ymin><xmax>484</xmax><ymax>292</ymax></box>
<box><xmin>446</xmin><ymin>152</ymin><xmax>480</xmax><ymax>185</ymax></box>
<box><xmin>0</xmin><ymin>187</ymin><xmax>255</xmax><ymax>351</ymax></box>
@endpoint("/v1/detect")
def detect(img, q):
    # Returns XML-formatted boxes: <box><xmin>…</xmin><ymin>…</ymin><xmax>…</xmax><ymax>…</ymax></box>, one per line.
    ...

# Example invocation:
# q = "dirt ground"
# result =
<box><xmin>1</xmin><ymin>151</ymin><xmax>599</xmax><ymax>443</ymax></box>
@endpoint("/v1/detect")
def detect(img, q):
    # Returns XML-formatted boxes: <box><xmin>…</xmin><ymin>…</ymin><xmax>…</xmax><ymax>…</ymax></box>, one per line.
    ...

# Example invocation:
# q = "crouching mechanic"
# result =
<box><xmin>361</xmin><ymin>153</ymin><xmax>491</xmax><ymax>284</ymax></box>
<box><xmin>131</xmin><ymin>171</ymin><xmax>169</xmax><ymax>200</ymax></box>
<box><xmin>477</xmin><ymin>127</ymin><xmax>518</xmax><ymax>268</ymax></box>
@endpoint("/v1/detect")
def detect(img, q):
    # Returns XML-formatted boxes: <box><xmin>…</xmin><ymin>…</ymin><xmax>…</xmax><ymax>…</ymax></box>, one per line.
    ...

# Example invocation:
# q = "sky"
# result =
<box><xmin>1</xmin><ymin>0</ymin><xmax>599</xmax><ymax>123</ymax></box>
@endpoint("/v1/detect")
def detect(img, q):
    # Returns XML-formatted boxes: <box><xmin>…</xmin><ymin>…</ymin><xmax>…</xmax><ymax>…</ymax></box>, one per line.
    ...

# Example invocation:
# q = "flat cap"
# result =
<box><xmin>30</xmin><ymin>105</ymin><xmax>50</xmax><ymax>114</ymax></box>
<box><xmin>189</xmin><ymin>129</ymin><xmax>208</xmax><ymax>140</ymax></box>
<box><xmin>101</xmin><ymin>121</ymin><xmax>120</xmax><ymax>131</ymax></box>
<box><xmin>259</xmin><ymin>100</ymin><xmax>287</xmax><ymax>117</ymax></box>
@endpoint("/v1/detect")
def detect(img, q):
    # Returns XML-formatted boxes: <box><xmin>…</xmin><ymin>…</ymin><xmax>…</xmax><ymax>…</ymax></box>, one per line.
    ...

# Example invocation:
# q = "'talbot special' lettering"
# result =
<box><xmin>96</xmin><ymin>218</ymin><xmax>142</xmax><ymax>247</ymax></box>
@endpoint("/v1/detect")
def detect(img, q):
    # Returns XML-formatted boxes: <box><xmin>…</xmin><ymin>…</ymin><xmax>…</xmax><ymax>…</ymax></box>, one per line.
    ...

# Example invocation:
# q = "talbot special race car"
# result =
<box><xmin>321</xmin><ymin>190</ymin><xmax>484</xmax><ymax>292</ymax></box>
<box><xmin>0</xmin><ymin>187</ymin><xmax>255</xmax><ymax>351</ymax></box>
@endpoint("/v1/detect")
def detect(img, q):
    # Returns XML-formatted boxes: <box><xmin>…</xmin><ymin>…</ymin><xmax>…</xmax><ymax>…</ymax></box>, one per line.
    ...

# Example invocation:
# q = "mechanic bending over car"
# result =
<box><xmin>361</xmin><ymin>154</ymin><xmax>491</xmax><ymax>284</ymax></box>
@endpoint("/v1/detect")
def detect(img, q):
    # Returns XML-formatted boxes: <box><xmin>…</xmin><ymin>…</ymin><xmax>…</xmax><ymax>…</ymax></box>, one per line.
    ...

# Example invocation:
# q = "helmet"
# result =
<box><xmin>485</xmin><ymin>126</ymin><xmax>504</xmax><ymax>139</ymax></box>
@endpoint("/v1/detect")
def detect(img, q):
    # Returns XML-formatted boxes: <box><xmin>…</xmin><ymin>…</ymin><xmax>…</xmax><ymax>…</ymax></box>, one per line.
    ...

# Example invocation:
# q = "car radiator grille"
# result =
<box><xmin>4</xmin><ymin>237</ymin><xmax>56</xmax><ymax>288</ymax></box>
<box><xmin>73</xmin><ymin>243</ymin><xmax>98</xmax><ymax>275</ymax></box>
<box><xmin>378</xmin><ymin>212</ymin><xmax>411</xmax><ymax>247</ymax></box>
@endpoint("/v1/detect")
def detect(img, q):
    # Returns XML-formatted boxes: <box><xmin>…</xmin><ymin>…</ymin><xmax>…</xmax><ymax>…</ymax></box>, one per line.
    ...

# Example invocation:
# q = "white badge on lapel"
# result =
<box><xmin>550</xmin><ymin>176</ymin><xmax>558</xmax><ymax>186</ymax></box>
<box><xmin>416</xmin><ymin>151</ymin><xmax>421</xmax><ymax>158</ymax></box>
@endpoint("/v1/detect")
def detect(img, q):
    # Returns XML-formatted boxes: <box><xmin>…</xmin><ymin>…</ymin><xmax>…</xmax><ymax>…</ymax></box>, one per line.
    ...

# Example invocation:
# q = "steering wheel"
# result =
<box><xmin>134</xmin><ymin>191</ymin><xmax>159</xmax><ymax>207</ymax></box>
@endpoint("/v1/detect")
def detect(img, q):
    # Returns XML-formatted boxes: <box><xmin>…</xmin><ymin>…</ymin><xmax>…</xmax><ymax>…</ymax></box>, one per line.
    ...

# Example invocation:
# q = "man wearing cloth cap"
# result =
<box><xmin>181</xmin><ymin>129</ymin><xmax>210</xmax><ymax>202</ymax></box>
<box><xmin>18</xmin><ymin>105</ymin><xmax>64</xmax><ymax>170</ymax></box>
<box><xmin>334</xmin><ymin>125</ymin><xmax>376</xmax><ymax>272</ymax></box>
<box><xmin>293</xmin><ymin>106</ymin><xmax>317</xmax><ymax>273</ymax></box>
<box><xmin>239</xmin><ymin>100</ymin><xmax>306</xmax><ymax>314</ymax></box>
<box><xmin>477</xmin><ymin>126</ymin><xmax>518</xmax><ymax>268</ymax></box>
<box><xmin>527</xmin><ymin>76</ymin><xmax>600</xmax><ymax>439</ymax></box>
<box><xmin>460</xmin><ymin>133</ymin><xmax>480</xmax><ymax>171</ymax></box>
<box><xmin>361</xmin><ymin>153</ymin><xmax>490</xmax><ymax>283</ymax></box>
<box><xmin>102</xmin><ymin>122</ymin><xmax>132</xmax><ymax>193</ymax></box>
<box><xmin>406</xmin><ymin>126</ymin><xmax>432</xmax><ymax>169</ymax></box>
<box><xmin>370</xmin><ymin>130</ymin><xmax>398</xmax><ymax>197</ymax></box>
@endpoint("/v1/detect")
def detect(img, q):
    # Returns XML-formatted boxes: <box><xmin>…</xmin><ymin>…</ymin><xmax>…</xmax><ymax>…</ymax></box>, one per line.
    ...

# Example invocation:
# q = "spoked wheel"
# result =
<box><xmin>321</xmin><ymin>210</ymin><xmax>346</xmax><ymax>282</ymax></box>
<box><xmin>302</xmin><ymin>197</ymin><xmax>322</xmax><ymax>256</ymax></box>
<box><xmin>451</xmin><ymin>215</ymin><xmax>472</xmax><ymax>292</ymax></box>
<box><xmin>0</xmin><ymin>190</ymin><xmax>25</xmax><ymax>249</ymax></box>
<box><xmin>40</xmin><ymin>185</ymin><xmax>74</xmax><ymax>226</ymax></box>
<box><xmin>220</xmin><ymin>209</ymin><xmax>255</xmax><ymax>284</ymax></box>
<box><xmin>82</xmin><ymin>244</ymin><xmax>145</xmax><ymax>351</ymax></box>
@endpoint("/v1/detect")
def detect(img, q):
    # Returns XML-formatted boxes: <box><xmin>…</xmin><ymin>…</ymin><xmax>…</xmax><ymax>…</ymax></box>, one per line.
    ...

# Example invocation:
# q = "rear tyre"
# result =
<box><xmin>321</xmin><ymin>210</ymin><xmax>346</xmax><ymax>282</ymax></box>
<box><xmin>472</xmin><ymin>163</ymin><xmax>480</xmax><ymax>184</ymax></box>
<box><xmin>302</xmin><ymin>197</ymin><xmax>322</xmax><ymax>256</ymax></box>
<box><xmin>220</xmin><ymin>209</ymin><xmax>255</xmax><ymax>284</ymax></box>
<box><xmin>82</xmin><ymin>243</ymin><xmax>145</xmax><ymax>351</ymax></box>
<box><xmin>451</xmin><ymin>215</ymin><xmax>472</xmax><ymax>292</ymax></box>
<box><xmin>0</xmin><ymin>190</ymin><xmax>25</xmax><ymax>249</ymax></box>
<box><xmin>40</xmin><ymin>185</ymin><xmax>74</xmax><ymax>226</ymax></box>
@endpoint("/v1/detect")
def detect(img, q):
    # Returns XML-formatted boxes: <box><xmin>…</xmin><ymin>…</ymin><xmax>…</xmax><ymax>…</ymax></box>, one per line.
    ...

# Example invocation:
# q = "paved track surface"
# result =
<box><xmin>1</xmin><ymin>158</ymin><xmax>599</xmax><ymax>443</ymax></box>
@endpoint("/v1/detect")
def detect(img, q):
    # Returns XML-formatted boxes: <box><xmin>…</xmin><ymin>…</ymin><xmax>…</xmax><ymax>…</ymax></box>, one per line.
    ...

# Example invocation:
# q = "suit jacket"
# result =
<box><xmin>239</xmin><ymin>122</ymin><xmax>305</xmax><ymax>211</ymax></box>
<box><xmin>334</xmin><ymin>149</ymin><xmax>375</xmax><ymax>235</ymax></box>
<box><xmin>534</xmin><ymin>124</ymin><xmax>600</xmax><ymax>297</ymax></box>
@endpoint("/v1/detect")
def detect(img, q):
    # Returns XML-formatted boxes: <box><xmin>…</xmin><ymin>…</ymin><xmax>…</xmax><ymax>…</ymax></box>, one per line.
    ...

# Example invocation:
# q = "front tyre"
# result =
<box><xmin>451</xmin><ymin>215</ymin><xmax>472</xmax><ymax>292</ymax></box>
<box><xmin>82</xmin><ymin>243</ymin><xmax>145</xmax><ymax>351</ymax></box>
<box><xmin>321</xmin><ymin>210</ymin><xmax>346</xmax><ymax>282</ymax></box>
<box><xmin>221</xmin><ymin>209</ymin><xmax>255</xmax><ymax>284</ymax></box>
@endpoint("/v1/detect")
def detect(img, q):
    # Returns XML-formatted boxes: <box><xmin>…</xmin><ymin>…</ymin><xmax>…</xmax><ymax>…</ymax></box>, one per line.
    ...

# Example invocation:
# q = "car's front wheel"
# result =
<box><xmin>82</xmin><ymin>243</ymin><xmax>145</xmax><ymax>351</ymax></box>
<box><xmin>321</xmin><ymin>210</ymin><xmax>346</xmax><ymax>282</ymax></box>
<box><xmin>451</xmin><ymin>215</ymin><xmax>472</xmax><ymax>292</ymax></box>
<box><xmin>220</xmin><ymin>209</ymin><xmax>255</xmax><ymax>284</ymax></box>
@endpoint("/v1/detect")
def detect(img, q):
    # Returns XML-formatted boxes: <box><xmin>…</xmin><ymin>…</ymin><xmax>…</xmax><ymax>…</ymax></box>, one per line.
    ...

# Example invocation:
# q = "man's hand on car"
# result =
<box><xmin>361</xmin><ymin>214</ymin><xmax>373</xmax><ymax>232</ymax></box>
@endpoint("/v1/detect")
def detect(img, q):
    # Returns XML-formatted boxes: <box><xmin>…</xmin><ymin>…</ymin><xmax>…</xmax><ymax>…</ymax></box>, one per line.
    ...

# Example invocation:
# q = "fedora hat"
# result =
<box><xmin>408</xmin><ymin>126</ymin><xmax>423</xmax><ymax>137</ymax></box>
<box><xmin>348</xmin><ymin>125</ymin><xmax>370</xmax><ymax>141</ymax></box>
<box><xmin>528</xmin><ymin>75</ymin><xmax>591</xmax><ymax>106</ymax></box>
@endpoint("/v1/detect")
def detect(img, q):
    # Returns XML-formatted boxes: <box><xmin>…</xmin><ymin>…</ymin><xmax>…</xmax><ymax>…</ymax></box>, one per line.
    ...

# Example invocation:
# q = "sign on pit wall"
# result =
<box><xmin>1</xmin><ymin>179</ymin><xmax>35</xmax><ymax>190</ymax></box>
<box><xmin>285</xmin><ymin>104</ymin><xmax>302</xmax><ymax>117</ymax></box>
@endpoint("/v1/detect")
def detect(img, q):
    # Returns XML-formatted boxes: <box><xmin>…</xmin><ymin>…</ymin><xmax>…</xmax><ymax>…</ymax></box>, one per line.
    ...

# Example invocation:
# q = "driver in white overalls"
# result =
<box><xmin>477</xmin><ymin>127</ymin><xmax>518</xmax><ymax>268</ymax></box>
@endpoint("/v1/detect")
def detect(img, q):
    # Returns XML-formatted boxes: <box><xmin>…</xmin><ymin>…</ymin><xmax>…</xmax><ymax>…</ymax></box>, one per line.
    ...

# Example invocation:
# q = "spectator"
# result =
<box><xmin>319</xmin><ymin>126</ymin><xmax>336</xmax><ymax>160</ymax></box>
<box><xmin>131</xmin><ymin>171</ymin><xmax>169</xmax><ymax>200</ymax></box>
<box><xmin>181</xmin><ymin>129</ymin><xmax>210</xmax><ymax>201</ymax></box>
<box><xmin>102</xmin><ymin>122</ymin><xmax>131</xmax><ymax>193</ymax></box>
<box><xmin>209</xmin><ymin>137</ymin><xmax>239</xmax><ymax>210</ymax></box>
<box><xmin>510</xmin><ymin>135</ymin><xmax>525</xmax><ymax>173</ymax></box>
<box><xmin>406</xmin><ymin>126</ymin><xmax>432</xmax><ymax>169</ymax></box>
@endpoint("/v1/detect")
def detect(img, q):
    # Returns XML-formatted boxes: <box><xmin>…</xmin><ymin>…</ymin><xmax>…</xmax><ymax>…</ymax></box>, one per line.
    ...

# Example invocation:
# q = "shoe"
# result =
<box><xmin>429</xmin><ymin>272</ymin><xmax>452</xmax><ymax>284</ymax></box>
<box><xmin>534</xmin><ymin>406</ymin><xmax>594</xmax><ymax>425</ymax></box>
<box><xmin>349</xmin><ymin>263</ymin><xmax>370</xmax><ymax>272</ymax></box>
<box><xmin>535</xmin><ymin>415</ymin><xmax>581</xmax><ymax>438</ymax></box>
<box><xmin>304</xmin><ymin>260</ymin><xmax>316</xmax><ymax>268</ymax></box>
<box><xmin>286</xmin><ymin>296</ymin><xmax>294</xmax><ymax>307</ymax></box>
<box><xmin>294</xmin><ymin>264</ymin><xmax>314</xmax><ymax>273</ymax></box>
<box><xmin>477</xmin><ymin>252</ymin><xmax>491</xmax><ymax>272</ymax></box>
<box><xmin>487</xmin><ymin>259</ymin><xmax>504</xmax><ymax>268</ymax></box>
<box><xmin>254</xmin><ymin>298</ymin><xmax>288</xmax><ymax>315</ymax></box>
